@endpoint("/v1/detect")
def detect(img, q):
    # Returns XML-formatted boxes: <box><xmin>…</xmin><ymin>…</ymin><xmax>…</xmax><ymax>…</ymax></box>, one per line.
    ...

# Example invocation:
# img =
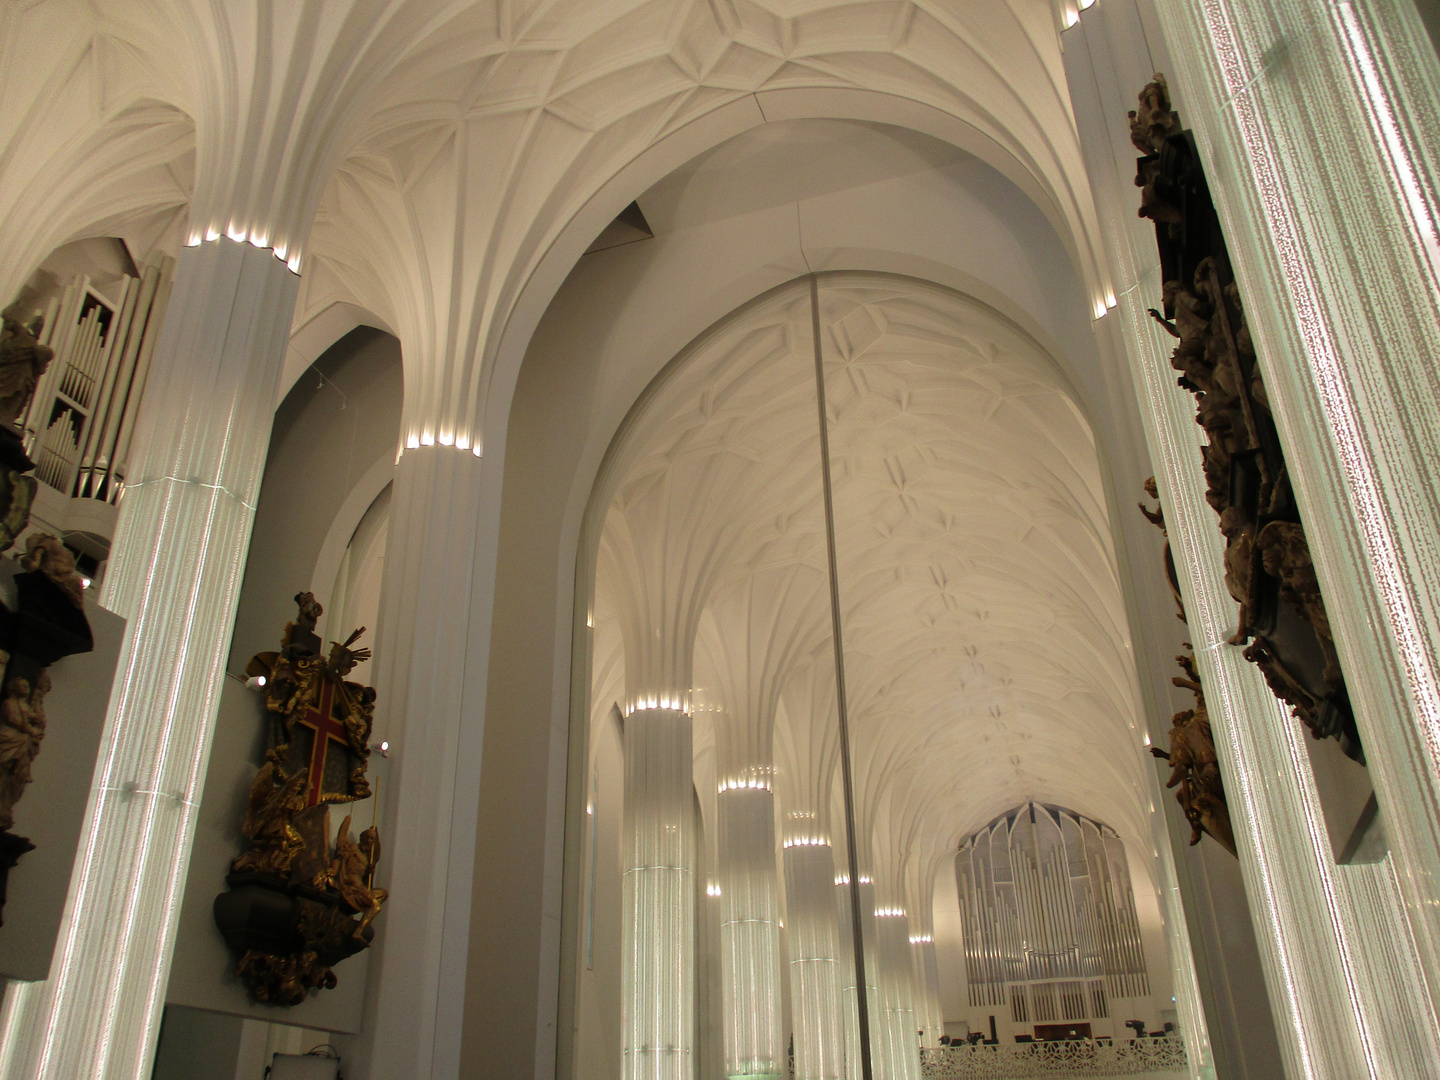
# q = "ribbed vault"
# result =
<box><xmin>593</xmin><ymin>270</ymin><xmax>1153</xmax><ymax>921</ymax></box>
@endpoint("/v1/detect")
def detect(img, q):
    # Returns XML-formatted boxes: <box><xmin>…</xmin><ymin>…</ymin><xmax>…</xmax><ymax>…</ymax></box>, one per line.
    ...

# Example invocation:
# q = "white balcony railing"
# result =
<box><xmin>919</xmin><ymin>1037</ymin><xmax>1187</xmax><ymax>1079</ymax></box>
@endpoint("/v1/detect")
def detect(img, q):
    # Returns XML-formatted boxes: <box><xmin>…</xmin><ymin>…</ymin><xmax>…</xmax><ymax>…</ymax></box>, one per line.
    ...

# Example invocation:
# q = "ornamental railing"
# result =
<box><xmin>919</xmin><ymin>1037</ymin><xmax>1187</xmax><ymax>1079</ymax></box>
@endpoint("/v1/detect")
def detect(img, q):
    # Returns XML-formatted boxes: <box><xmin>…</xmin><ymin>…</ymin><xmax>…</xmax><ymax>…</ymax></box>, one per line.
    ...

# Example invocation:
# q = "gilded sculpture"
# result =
<box><xmin>213</xmin><ymin>592</ymin><xmax>387</xmax><ymax>1006</ymax></box>
<box><xmin>316</xmin><ymin>814</ymin><xmax>387</xmax><ymax>942</ymax></box>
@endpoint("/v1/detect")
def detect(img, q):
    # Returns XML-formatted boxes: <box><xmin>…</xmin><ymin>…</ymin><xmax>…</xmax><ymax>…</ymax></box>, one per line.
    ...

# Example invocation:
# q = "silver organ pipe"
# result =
<box><xmin>954</xmin><ymin>803</ymin><xmax>1150</xmax><ymax>1033</ymax></box>
<box><xmin>18</xmin><ymin>258</ymin><xmax>173</xmax><ymax>510</ymax></box>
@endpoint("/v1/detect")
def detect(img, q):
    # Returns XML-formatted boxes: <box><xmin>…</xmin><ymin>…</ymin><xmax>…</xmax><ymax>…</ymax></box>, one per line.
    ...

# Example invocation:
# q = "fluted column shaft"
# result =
<box><xmin>717</xmin><ymin>786</ymin><xmax>783</xmax><ymax>1080</ymax></box>
<box><xmin>623</xmin><ymin>708</ymin><xmax>696</xmax><ymax>1080</ymax></box>
<box><xmin>784</xmin><ymin>844</ymin><xmax>844</xmax><ymax>1080</ymax></box>
<box><xmin>874</xmin><ymin>913</ymin><xmax>920</xmax><ymax>1080</ymax></box>
<box><xmin>355</xmin><ymin>444</ymin><xmax>491</xmax><ymax>1079</ymax></box>
<box><xmin>1062</xmin><ymin>2</ymin><xmax>1440</xmax><ymax>1074</ymax></box>
<box><xmin>912</xmin><ymin>940</ymin><xmax>943</xmax><ymax>1047</ymax></box>
<box><xmin>0</xmin><ymin>238</ymin><xmax>297</xmax><ymax>1080</ymax></box>
<box><xmin>1151</xmin><ymin>7</ymin><xmax>1440</xmax><ymax>1031</ymax></box>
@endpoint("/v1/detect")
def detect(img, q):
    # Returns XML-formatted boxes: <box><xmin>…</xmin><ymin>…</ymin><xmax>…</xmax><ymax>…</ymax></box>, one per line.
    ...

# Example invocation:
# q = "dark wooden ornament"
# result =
<box><xmin>1132</xmin><ymin>75</ymin><xmax>1363</xmax><ymax>764</ymax></box>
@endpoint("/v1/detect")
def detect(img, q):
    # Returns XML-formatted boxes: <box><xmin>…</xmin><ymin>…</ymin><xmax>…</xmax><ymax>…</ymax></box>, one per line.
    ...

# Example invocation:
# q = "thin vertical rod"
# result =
<box><xmin>809</xmin><ymin>273</ymin><xmax>874</xmax><ymax>1080</ymax></box>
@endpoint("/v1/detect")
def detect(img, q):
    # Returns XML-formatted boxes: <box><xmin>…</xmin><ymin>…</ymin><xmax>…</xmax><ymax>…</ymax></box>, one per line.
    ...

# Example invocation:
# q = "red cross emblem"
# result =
<box><xmin>298</xmin><ymin>678</ymin><xmax>351</xmax><ymax>806</ymax></box>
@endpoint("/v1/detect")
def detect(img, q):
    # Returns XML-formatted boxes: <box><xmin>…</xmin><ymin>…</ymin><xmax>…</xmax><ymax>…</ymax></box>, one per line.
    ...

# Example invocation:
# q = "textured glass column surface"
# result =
<box><xmin>873</xmin><ymin>912</ymin><xmax>919</xmax><ymax>1080</ymax></box>
<box><xmin>838</xmin><ymin>879</ymin><xmax>880</xmax><ymax>1080</ymax></box>
<box><xmin>623</xmin><ymin>708</ymin><xmax>696</xmax><ymax>1080</ymax></box>
<box><xmin>912</xmin><ymin>939</ymin><xmax>942</xmax><ymax>1047</ymax></box>
<box><xmin>717</xmin><ymin>786</ymin><xmax>783</xmax><ymax>1080</ymax></box>
<box><xmin>784</xmin><ymin>844</ymin><xmax>844</xmax><ymax>1080</ymax></box>
<box><xmin>1060</xmin><ymin>2</ymin><xmax>1440</xmax><ymax>1074</ymax></box>
<box><xmin>360</xmin><ymin>444</ymin><xmax>488</xmax><ymax>1079</ymax></box>
<box><xmin>0</xmin><ymin>238</ymin><xmax>298</xmax><ymax>1080</ymax></box>
<box><xmin>1148</xmin><ymin>2</ymin><xmax>1440</xmax><ymax>1054</ymax></box>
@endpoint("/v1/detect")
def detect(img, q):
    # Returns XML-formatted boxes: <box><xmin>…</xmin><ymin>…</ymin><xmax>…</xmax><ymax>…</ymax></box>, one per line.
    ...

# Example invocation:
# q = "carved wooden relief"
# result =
<box><xmin>213</xmin><ymin>593</ymin><xmax>387</xmax><ymax>1006</ymax></box>
<box><xmin>1142</xmin><ymin>479</ymin><xmax>1237</xmax><ymax>856</ymax></box>
<box><xmin>1132</xmin><ymin>76</ymin><xmax>1363</xmax><ymax>765</ymax></box>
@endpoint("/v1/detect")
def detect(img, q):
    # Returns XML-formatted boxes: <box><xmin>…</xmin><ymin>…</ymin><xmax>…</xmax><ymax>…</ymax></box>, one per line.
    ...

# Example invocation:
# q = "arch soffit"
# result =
<box><xmin>309</xmin><ymin>453</ymin><xmax>397</xmax><ymax>630</ymax></box>
<box><xmin>281</xmin><ymin>300</ymin><xmax>399</xmax><ymax>405</ymax></box>
<box><xmin>541</xmin><ymin>240</ymin><xmax>1104</xmax><ymax>653</ymax></box>
<box><xmin>482</xmin><ymin>85</ymin><xmax>1106</xmax><ymax>453</ymax></box>
<box><xmin>584</xmin><ymin>270</ymin><xmax>1090</xmax><ymax>541</ymax></box>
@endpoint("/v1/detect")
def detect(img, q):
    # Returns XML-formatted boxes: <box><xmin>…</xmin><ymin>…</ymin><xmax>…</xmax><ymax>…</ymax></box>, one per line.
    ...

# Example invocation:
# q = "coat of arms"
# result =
<box><xmin>213</xmin><ymin>592</ymin><xmax>388</xmax><ymax>1006</ymax></box>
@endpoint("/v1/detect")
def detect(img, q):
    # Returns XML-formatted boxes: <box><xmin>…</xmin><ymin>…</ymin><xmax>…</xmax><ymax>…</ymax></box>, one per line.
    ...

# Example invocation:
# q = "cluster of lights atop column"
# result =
<box><xmin>623</xmin><ymin>692</ymin><xmax>693</xmax><ymax>717</ymax></box>
<box><xmin>184</xmin><ymin>228</ymin><xmax>302</xmax><ymax>274</ymax></box>
<box><xmin>875</xmin><ymin>906</ymin><xmax>907</xmax><ymax>918</ymax></box>
<box><xmin>1062</xmin><ymin>0</ymin><xmax>1099</xmax><ymax>30</ymax></box>
<box><xmin>402</xmin><ymin>429</ymin><xmax>482</xmax><ymax>456</ymax></box>
<box><xmin>718</xmin><ymin>765</ymin><xmax>775</xmax><ymax>792</ymax></box>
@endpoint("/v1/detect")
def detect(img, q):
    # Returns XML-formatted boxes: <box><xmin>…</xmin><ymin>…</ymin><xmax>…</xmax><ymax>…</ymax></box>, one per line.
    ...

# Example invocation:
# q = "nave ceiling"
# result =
<box><xmin>1</xmin><ymin>0</ymin><xmax>1105</xmax><ymax>455</ymax></box>
<box><xmin>591</xmin><ymin>273</ymin><xmax>1156</xmax><ymax>910</ymax></box>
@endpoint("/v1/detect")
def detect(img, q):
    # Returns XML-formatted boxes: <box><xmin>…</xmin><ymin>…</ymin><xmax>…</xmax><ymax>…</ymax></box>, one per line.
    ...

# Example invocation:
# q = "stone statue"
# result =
<box><xmin>1130</xmin><ymin>76</ymin><xmax>1363</xmax><ymax>763</ymax></box>
<box><xmin>19</xmin><ymin>533</ymin><xmax>85</xmax><ymax>608</ymax></box>
<box><xmin>0</xmin><ymin>672</ymin><xmax>49</xmax><ymax>831</ymax></box>
<box><xmin>278</xmin><ymin>591</ymin><xmax>324</xmax><ymax>656</ymax></box>
<box><xmin>294</xmin><ymin>591</ymin><xmax>322</xmax><ymax>634</ymax></box>
<box><xmin>1141</xmin><ymin>479</ymin><xmax>1237</xmax><ymax>856</ymax></box>
<box><xmin>0</xmin><ymin>317</ymin><xmax>52</xmax><ymax>434</ymax></box>
<box><xmin>1155</xmin><ymin>654</ymin><xmax>1236</xmax><ymax>855</ymax></box>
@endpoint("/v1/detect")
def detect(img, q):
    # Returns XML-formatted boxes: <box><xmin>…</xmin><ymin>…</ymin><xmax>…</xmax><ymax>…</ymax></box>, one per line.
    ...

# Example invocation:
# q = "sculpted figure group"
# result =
<box><xmin>1142</xmin><ymin>480</ymin><xmax>1236</xmax><ymax>855</ymax></box>
<box><xmin>216</xmin><ymin>592</ymin><xmax>387</xmax><ymax>1006</ymax></box>
<box><xmin>0</xmin><ymin>315</ymin><xmax>52</xmax><ymax>435</ymax></box>
<box><xmin>1131</xmin><ymin>75</ymin><xmax>1362</xmax><ymax>764</ymax></box>
<box><xmin>0</xmin><ymin>672</ymin><xmax>49</xmax><ymax>833</ymax></box>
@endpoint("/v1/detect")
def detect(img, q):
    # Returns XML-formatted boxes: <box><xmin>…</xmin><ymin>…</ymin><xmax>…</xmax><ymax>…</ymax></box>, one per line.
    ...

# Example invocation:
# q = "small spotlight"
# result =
<box><xmin>245</xmin><ymin>674</ymin><xmax>267</xmax><ymax>690</ymax></box>
<box><xmin>80</xmin><ymin>576</ymin><xmax>92</xmax><ymax>589</ymax></box>
<box><xmin>380</xmin><ymin>741</ymin><xmax>390</xmax><ymax>754</ymax></box>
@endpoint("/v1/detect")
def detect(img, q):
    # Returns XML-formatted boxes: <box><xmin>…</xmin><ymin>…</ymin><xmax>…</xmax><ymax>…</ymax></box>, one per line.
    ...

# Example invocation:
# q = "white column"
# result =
<box><xmin>353</xmin><ymin>444</ymin><xmax>491</xmax><ymax>1080</ymax></box>
<box><xmin>0</xmin><ymin>237</ymin><xmax>298</xmax><ymax>1080</ymax></box>
<box><xmin>1062</xmin><ymin>2</ymin><xmax>1438</xmax><ymax>1075</ymax></box>
<box><xmin>623</xmin><ymin>707</ymin><xmax>696</xmax><ymax>1080</ymax></box>
<box><xmin>784</xmin><ymin>843</ymin><xmax>844</xmax><ymax>1080</ymax></box>
<box><xmin>873</xmin><ymin>910</ymin><xmax>920</xmax><ymax>1080</ymax></box>
<box><xmin>911</xmin><ymin>938</ymin><xmax>942</xmax><ymax>1047</ymax></box>
<box><xmin>717</xmin><ymin>785</ymin><xmax>784</xmax><ymax>1080</ymax></box>
<box><xmin>1152</xmin><ymin>0</ymin><xmax>1440</xmax><ymax>1043</ymax></box>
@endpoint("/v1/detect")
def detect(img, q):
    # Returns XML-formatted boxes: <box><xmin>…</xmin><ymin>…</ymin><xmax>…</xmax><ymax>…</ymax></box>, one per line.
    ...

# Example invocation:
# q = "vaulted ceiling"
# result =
<box><xmin>1</xmin><ymin>0</ymin><xmax>1105</xmax><ymax>452</ymax></box>
<box><xmin>592</xmin><ymin>272</ymin><xmax>1153</xmax><ymax>911</ymax></box>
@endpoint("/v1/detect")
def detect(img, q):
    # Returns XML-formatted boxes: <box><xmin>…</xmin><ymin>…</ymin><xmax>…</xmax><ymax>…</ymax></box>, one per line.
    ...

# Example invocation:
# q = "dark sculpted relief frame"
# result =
<box><xmin>1131</xmin><ymin>76</ymin><xmax>1364</xmax><ymax>768</ymax></box>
